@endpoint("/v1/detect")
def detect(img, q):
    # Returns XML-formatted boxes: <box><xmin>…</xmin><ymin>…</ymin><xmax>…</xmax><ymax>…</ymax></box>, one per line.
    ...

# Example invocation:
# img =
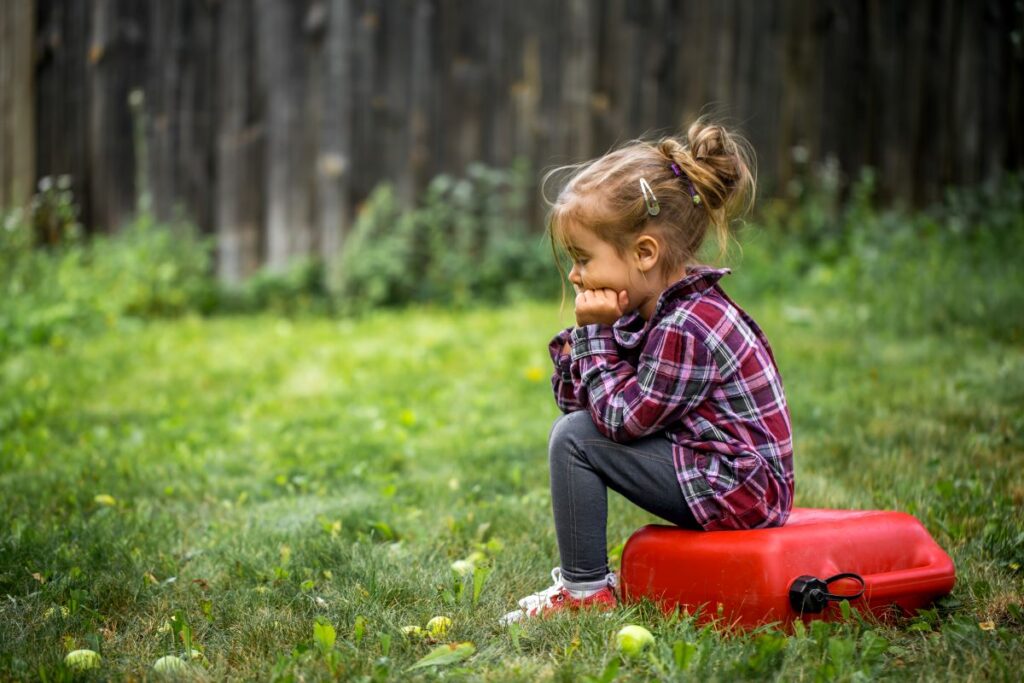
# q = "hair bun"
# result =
<box><xmin>656</xmin><ymin>137</ymin><xmax>687</xmax><ymax>163</ymax></box>
<box><xmin>680</xmin><ymin>119</ymin><xmax>754</xmax><ymax>211</ymax></box>
<box><xmin>687</xmin><ymin>121</ymin><xmax>732</xmax><ymax>161</ymax></box>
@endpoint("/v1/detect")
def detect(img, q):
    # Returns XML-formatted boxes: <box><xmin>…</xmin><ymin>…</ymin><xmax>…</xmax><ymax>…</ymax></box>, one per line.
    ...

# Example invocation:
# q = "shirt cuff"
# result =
<box><xmin>547</xmin><ymin>327</ymin><xmax>574</xmax><ymax>380</ymax></box>
<box><xmin>570</xmin><ymin>324</ymin><xmax>617</xmax><ymax>358</ymax></box>
<box><xmin>549</xmin><ymin>326</ymin><xmax>574</xmax><ymax>360</ymax></box>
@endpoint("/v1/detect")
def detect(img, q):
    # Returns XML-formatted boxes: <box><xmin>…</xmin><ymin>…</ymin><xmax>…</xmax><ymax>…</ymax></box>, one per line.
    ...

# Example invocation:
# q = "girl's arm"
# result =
<box><xmin>548</xmin><ymin>327</ymin><xmax>586</xmax><ymax>414</ymax></box>
<box><xmin>569</xmin><ymin>318</ymin><xmax>718</xmax><ymax>442</ymax></box>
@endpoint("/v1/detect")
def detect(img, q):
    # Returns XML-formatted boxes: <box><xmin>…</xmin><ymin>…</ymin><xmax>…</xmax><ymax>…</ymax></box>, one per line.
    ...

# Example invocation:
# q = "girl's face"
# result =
<box><xmin>562</xmin><ymin>222</ymin><xmax>641</xmax><ymax>303</ymax></box>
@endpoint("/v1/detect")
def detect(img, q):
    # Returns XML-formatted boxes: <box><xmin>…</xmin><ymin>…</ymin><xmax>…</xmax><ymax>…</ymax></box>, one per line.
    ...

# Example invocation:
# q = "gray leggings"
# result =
<box><xmin>549</xmin><ymin>410</ymin><xmax>700</xmax><ymax>585</ymax></box>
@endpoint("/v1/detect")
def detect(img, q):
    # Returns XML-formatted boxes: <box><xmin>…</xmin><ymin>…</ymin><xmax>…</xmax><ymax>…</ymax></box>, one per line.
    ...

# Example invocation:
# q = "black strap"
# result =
<box><xmin>789</xmin><ymin>572</ymin><xmax>866</xmax><ymax>614</ymax></box>
<box><xmin>820</xmin><ymin>572</ymin><xmax>866</xmax><ymax>602</ymax></box>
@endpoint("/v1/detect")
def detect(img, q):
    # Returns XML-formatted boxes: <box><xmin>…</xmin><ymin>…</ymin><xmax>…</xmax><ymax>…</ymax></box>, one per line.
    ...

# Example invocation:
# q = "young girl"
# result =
<box><xmin>501</xmin><ymin>120</ymin><xmax>794</xmax><ymax>624</ymax></box>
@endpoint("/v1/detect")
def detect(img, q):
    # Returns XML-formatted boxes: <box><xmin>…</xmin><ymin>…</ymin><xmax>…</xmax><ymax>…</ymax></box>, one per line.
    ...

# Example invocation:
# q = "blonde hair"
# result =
<box><xmin>543</xmin><ymin>118</ymin><xmax>756</xmax><ymax>285</ymax></box>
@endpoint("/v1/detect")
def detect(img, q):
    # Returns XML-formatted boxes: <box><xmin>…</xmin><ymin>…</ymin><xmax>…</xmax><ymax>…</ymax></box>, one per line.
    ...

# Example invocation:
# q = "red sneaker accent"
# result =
<box><xmin>500</xmin><ymin>568</ymin><xmax>619</xmax><ymax>625</ymax></box>
<box><xmin>528</xmin><ymin>586</ymin><xmax>618</xmax><ymax>619</ymax></box>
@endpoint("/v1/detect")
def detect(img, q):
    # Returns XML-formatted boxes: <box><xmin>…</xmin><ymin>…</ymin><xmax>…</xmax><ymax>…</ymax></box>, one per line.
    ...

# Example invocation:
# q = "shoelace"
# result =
<box><xmin>516</xmin><ymin>567</ymin><xmax>566</xmax><ymax>613</ymax></box>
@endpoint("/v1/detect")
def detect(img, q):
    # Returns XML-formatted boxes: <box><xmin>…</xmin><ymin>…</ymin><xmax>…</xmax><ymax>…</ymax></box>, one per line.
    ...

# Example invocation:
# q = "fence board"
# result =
<box><xmin>0</xmin><ymin>0</ymin><xmax>35</xmax><ymax>210</ymax></box>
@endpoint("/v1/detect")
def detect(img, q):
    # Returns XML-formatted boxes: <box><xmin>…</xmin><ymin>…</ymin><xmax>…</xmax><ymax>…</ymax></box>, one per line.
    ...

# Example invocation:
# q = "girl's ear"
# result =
<box><xmin>633</xmin><ymin>234</ymin><xmax>660</xmax><ymax>274</ymax></box>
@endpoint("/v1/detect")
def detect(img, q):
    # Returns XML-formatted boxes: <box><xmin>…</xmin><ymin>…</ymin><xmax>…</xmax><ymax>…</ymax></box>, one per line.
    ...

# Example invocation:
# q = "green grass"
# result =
<box><xmin>2</xmin><ymin>267</ymin><xmax>1022</xmax><ymax>681</ymax></box>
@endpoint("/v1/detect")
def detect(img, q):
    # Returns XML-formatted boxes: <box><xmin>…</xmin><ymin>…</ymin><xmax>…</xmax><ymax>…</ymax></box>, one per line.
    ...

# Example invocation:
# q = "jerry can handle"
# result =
<box><xmin>789</xmin><ymin>572</ymin><xmax>866</xmax><ymax>614</ymax></box>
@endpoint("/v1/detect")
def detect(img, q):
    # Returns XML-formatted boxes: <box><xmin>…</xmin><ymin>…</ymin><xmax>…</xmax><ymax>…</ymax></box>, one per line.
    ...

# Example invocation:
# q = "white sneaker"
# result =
<box><xmin>499</xmin><ymin>567</ymin><xmax>618</xmax><ymax>626</ymax></box>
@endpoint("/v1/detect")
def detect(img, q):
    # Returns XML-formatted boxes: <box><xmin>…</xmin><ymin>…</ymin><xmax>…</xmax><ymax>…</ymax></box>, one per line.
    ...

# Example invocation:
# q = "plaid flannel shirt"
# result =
<box><xmin>548</xmin><ymin>266</ymin><xmax>794</xmax><ymax>531</ymax></box>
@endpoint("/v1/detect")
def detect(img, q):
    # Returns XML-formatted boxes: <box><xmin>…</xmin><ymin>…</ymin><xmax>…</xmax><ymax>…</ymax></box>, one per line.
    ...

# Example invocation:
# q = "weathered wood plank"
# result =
<box><xmin>255</xmin><ymin>0</ymin><xmax>310</xmax><ymax>269</ymax></box>
<box><xmin>215</xmin><ymin>0</ymin><xmax>263</xmax><ymax>283</ymax></box>
<box><xmin>0</xmin><ymin>0</ymin><xmax>36</xmax><ymax>210</ymax></box>
<box><xmin>316</xmin><ymin>0</ymin><xmax>354</xmax><ymax>266</ymax></box>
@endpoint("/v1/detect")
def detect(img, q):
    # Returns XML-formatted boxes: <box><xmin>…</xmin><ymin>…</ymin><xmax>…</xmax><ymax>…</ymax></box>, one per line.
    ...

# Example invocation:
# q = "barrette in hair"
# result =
<box><xmin>639</xmin><ymin>178</ymin><xmax>660</xmax><ymax>216</ymax></box>
<box><xmin>670</xmin><ymin>163</ymin><xmax>702</xmax><ymax>206</ymax></box>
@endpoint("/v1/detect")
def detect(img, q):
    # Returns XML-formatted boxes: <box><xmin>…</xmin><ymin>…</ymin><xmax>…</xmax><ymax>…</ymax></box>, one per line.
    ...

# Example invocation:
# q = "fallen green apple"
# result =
<box><xmin>153</xmin><ymin>655</ymin><xmax>188</xmax><ymax>674</ymax></box>
<box><xmin>615</xmin><ymin>624</ymin><xmax>655</xmax><ymax>657</ymax></box>
<box><xmin>64</xmin><ymin>649</ymin><xmax>101</xmax><ymax>671</ymax></box>
<box><xmin>426</xmin><ymin>615</ymin><xmax>452</xmax><ymax>638</ymax></box>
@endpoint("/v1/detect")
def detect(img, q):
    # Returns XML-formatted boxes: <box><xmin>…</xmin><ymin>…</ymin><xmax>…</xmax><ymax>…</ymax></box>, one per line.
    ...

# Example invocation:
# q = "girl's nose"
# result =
<box><xmin>568</xmin><ymin>264</ymin><xmax>583</xmax><ymax>287</ymax></box>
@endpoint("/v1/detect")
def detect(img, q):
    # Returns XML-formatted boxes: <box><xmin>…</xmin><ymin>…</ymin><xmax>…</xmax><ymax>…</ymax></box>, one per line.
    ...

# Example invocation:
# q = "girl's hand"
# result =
<box><xmin>574</xmin><ymin>288</ymin><xmax>629</xmax><ymax>327</ymax></box>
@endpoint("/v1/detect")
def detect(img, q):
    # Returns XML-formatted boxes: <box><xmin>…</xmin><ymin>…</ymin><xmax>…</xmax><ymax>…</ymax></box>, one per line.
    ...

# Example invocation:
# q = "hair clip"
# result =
<box><xmin>669</xmin><ymin>163</ymin><xmax>702</xmax><ymax>206</ymax></box>
<box><xmin>639</xmin><ymin>178</ymin><xmax>660</xmax><ymax>216</ymax></box>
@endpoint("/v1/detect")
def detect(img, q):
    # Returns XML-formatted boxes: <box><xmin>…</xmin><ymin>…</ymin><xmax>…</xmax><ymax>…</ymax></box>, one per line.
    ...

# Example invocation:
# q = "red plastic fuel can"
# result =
<box><xmin>619</xmin><ymin>508</ymin><xmax>955</xmax><ymax>628</ymax></box>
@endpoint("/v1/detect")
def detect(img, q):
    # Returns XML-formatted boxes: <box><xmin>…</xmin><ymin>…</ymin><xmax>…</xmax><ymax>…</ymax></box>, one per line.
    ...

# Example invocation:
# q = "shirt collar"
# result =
<box><xmin>612</xmin><ymin>265</ymin><xmax>732</xmax><ymax>348</ymax></box>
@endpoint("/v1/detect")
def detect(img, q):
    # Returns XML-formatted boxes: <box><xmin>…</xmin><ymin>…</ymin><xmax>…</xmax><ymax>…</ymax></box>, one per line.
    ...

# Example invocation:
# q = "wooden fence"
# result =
<box><xmin>2</xmin><ymin>0</ymin><xmax>1022</xmax><ymax>281</ymax></box>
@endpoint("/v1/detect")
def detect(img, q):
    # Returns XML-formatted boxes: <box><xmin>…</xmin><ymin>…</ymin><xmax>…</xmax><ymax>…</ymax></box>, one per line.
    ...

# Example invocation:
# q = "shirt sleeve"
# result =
<box><xmin>548</xmin><ymin>326</ymin><xmax>584</xmax><ymax>414</ymax></box>
<box><xmin>570</xmin><ymin>319</ymin><xmax>719</xmax><ymax>442</ymax></box>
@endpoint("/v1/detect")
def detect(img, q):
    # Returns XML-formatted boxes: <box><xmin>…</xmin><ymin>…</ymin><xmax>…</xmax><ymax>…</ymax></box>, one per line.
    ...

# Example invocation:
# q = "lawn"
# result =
<box><xmin>2</xmin><ymin>257</ymin><xmax>1022</xmax><ymax>680</ymax></box>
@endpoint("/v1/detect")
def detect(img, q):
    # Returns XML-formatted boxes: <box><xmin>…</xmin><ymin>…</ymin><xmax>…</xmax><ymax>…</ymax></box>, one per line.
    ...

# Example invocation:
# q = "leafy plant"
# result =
<box><xmin>740</xmin><ymin>171</ymin><xmax>1024</xmax><ymax>342</ymax></box>
<box><xmin>0</xmin><ymin>196</ymin><xmax>214</xmax><ymax>357</ymax></box>
<box><xmin>331</xmin><ymin>159</ymin><xmax>556</xmax><ymax>313</ymax></box>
